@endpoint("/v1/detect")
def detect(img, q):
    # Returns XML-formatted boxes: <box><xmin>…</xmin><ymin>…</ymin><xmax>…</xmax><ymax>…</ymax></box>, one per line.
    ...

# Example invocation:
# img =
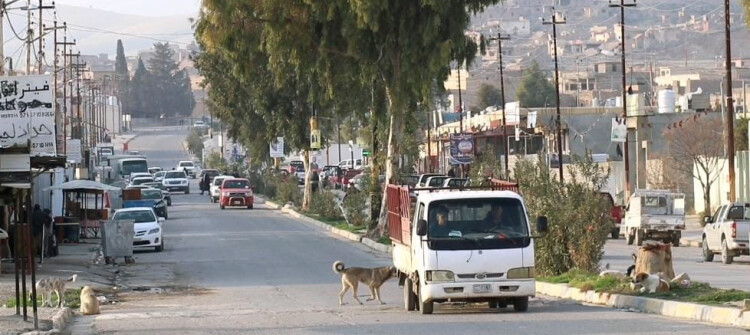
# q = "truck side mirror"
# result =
<box><xmin>703</xmin><ymin>216</ymin><xmax>711</xmax><ymax>224</ymax></box>
<box><xmin>416</xmin><ymin>219</ymin><xmax>428</xmax><ymax>236</ymax></box>
<box><xmin>537</xmin><ymin>216</ymin><xmax>548</xmax><ymax>233</ymax></box>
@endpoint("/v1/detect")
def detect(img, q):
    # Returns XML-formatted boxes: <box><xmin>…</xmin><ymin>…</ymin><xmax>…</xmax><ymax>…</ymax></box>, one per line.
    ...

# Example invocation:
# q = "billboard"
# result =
<box><xmin>0</xmin><ymin>75</ymin><xmax>56</xmax><ymax>155</ymax></box>
<box><xmin>449</xmin><ymin>133</ymin><xmax>474</xmax><ymax>165</ymax></box>
<box><xmin>269</xmin><ymin>137</ymin><xmax>284</xmax><ymax>158</ymax></box>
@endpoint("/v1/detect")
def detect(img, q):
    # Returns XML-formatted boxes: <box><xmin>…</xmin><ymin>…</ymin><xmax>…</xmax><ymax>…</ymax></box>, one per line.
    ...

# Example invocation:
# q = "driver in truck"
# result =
<box><xmin>430</xmin><ymin>206</ymin><xmax>453</xmax><ymax>237</ymax></box>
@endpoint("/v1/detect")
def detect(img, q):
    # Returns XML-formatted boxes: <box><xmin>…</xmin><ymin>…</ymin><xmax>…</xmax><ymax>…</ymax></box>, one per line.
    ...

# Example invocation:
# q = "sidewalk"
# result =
<box><xmin>0</xmin><ymin>242</ymin><xmax>115</xmax><ymax>334</ymax></box>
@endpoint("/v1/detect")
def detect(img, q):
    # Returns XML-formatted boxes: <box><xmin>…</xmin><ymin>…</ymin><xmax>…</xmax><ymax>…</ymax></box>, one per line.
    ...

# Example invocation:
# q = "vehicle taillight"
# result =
<box><xmin>731</xmin><ymin>222</ymin><xmax>737</xmax><ymax>238</ymax></box>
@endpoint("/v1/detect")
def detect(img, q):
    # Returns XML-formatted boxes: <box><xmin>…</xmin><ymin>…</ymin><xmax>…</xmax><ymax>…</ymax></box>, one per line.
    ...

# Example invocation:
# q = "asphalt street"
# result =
<box><xmin>69</xmin><ymin>128</ymin><xmax>749</xmax><ymax>334</ymax></box>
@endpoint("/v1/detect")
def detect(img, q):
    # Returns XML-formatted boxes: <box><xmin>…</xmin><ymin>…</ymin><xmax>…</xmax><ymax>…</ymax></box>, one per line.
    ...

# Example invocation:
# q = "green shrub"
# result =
<box><xmin>186</xmin><ymin>128</ymin><xmax>204</xmax><ymax>156</ymax></box>
<box><xmin>514</xmin><ymin>154</ymin><xmax>612</xmax><ymax>276</ymax></box>
<box><xmin>276</xmin><ymin>178</ymin><xmax>301</xmax><ymax>206</ymax></box>
<box><xmin>309</xmin><ymin>190</ymin><xmax>341</xmax><ymax>220</ymax></box>
<box><xmin>342</xmin><ymin>189</ymin><xmax>368</xmax><ymax>226</ymax></box>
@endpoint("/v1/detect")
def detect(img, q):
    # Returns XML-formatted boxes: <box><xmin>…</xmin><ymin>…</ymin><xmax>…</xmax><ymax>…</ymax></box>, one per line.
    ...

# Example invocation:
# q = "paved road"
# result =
<box><xmin>67</xmin><ymin>130</ymin><xmax>749</xmax><ymax>334</ymax></box>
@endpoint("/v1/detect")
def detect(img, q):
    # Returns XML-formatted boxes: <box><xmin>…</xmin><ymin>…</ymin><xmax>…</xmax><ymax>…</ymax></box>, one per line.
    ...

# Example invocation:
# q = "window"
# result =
<box><xmin>141</xmin><ymin>190</ymin><xmax>162</xmax><ymax>200</ymax></box>
<box><xmin>122</xmin><ymin>160</ymin><xmax>148</xmax><ymax>176</ymax></box>
<box><xmin>131</xmin><ymin>178</ymin><xmax>154</xmax><ymax>185</ymax></box>
<box><xmin>165</xmin><ymin>171</ymin><xmax>186</xmax><ymax>179</ymax></box>
<box><xmin>214</xmin><ymin>178</ymin><xmax>226</xmax><ymax>186</ymax></box>
<box><xmin>223</xmin><ymin>180</ymin><xmax>250</xmax><ymax>189</ymax></box>
<box><xmin>427</xmin><ymin>198</ymin><xmax>529</xmax><ymax>243</ymax></box>
<box><xmin>179</xmin><ymin>162</ymin><xmax>194</xmax><ymax>167</ymax></box>
<box><xmin>113</xmin><ymin>210</ymin><xmax>156</xmax><ymax>223</ymax></box>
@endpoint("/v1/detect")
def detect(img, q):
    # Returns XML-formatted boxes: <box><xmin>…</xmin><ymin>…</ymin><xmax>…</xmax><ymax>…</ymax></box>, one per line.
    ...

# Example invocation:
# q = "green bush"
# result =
<box><xmin>342</xmin><ymin>189</ymin><xmax>368</xmax><ymax>226</ymax></box>
<box><xmin>514</xmin><ymin>154</ymin><xmax>612</xmax><ymax>276</ymax></box>
<box><xmin>204</xmin><ymin>151</ymin><xmax>227</xmax><ymax>172</ymax></box>
<box><xmin>309</xmin><ymin>190</ymin><xmax>341</xmax><ymax>220</ymax></box>
<box><xmin>186</xmin><ymin>128</ymin><xmax>204</xmax><ymax>155</ymax></box>
<box><xmin>276</xmin><ymin>178</ymin><xmax>301</xmax><ymax>206</ymax></box>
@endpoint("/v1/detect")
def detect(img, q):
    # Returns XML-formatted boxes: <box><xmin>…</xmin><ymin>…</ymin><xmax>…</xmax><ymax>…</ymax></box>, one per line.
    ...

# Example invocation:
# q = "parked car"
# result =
<box><xmin>129</xmin><ymin>176</ymin><xmax>155</xmax><ymax>187</ymax></box>
<box><xmin>123</xmin><ymin>188</ymin><xmax>169</xmax><ymax>220</ymax></box>
<box><xmin>338</xmin><ymin>159</ymin><xmax>363</xmax><ymax>170</ymax></box>
<box><xmin>320</xmin><ymin>165</ymin><xmax>342</xmax><ymax>188</ymax></box>
<box><xmin>210</xmin><ymin>175</ymin><xmax>234</xmax><ymax>203</ymax></box>
<box><xmin>340</xmin><ymin>169</ymin><xmax>363</xmax><ymax>189</ymax></box>
<box><xmin>702</xmin><ymin>202</ymin><xmax>750</xmax><ymax>264</ymax></box>
<box><xmin>424</xmin><ymin>176</ymin><xmax>449</xmax><ymax>188</ymax></box>
<box><xmin>161</xmin><ymin>190</ymin><xmax>172</xmax><ymax>206</ymax></box>
<box><xmin>287</xmin><ymin>160</ymin><xmax>304</xmax><ymax>173</ymax></box>
<box><xmin>193</xmin><ymin>120</ymin><xmax>209</xmax><ymax>128</ymax></box>
<box><xmin>129</xmin><ymin>172</ymin><xmax>152</xmax><ymax>182</ymax></box>
<box><xmin>162</xmin><ymin>170</ymin><xmax>190</xmax><ymax>194</ymax></box>
<box><xmin>442</xmin><ymin>178</ymin><xmax>468</xmax><ymax>188</ymax></box>
<box><xmin>416</xmin><ymin>173</ymin><xmax>444</xmax><ymax>187</ymax></box>
<box><xmin>599</xmin><ymin>192</ymin><xmax>623</xmax><ymax>239</ymax></box>
<box><xmin>148</xmin><ymin>167</ymin><xmax>163</xmax><ymax>175</ymax></box>
<box><xmin>350</xmin><ymin>173</ymin><xmax>386</xmax><ymax>191</ymax></box>
<box><xmin>220</xmin><ymin>178</ymin><xmax>254</xmax><ymax>210</ymax></box>
<box><xmin>111</xmin><ymin>207</ymin><xmax>165</xmax><ymax>252</ymax></box>
<box><xmin>176</xmin><ymin>161</ymin><xmax>197</xmax><ymax>178</ymax></box>
<box><xmin>199</xmin><ymin>169</ymin><xmax>220</xmax><ymax>181</ymax></box>
<box><xmin>153</xmin><ymin>171</ymin><xmax>167</xmax><ymax>183</ymax></box>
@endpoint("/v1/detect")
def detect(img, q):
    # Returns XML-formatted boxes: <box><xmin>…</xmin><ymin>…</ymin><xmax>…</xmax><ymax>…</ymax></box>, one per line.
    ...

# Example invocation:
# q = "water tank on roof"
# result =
<box><xmin>658</xmin><ymin>90</ymin><xmax>676</xmax><ymax>114</ymax></box>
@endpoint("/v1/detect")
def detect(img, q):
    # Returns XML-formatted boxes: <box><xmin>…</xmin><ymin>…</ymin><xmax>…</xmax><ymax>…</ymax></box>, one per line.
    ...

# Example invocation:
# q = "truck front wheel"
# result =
<box><xmin>403</xmin><ymin>278</ymin><xmax>416</xmax><ymax>311</ymax></box>
<box><xmin>418</xmin><ymin>282</ymin><xmax>434</xmax><ymax>315</ymax></box>
<box><xmin>626</xmin><ymin>229</ymin><xmax>634</xmax><ymax>245</ymax></box>
<box><xmin>634</xmin><ymin>229</ymin><xmax>644</xmax><ymax>246</ymax></box>
<box><xmin>513</xmin><ymin>297</ymin><xmax>529</xmax><ymax>312</ymax></box>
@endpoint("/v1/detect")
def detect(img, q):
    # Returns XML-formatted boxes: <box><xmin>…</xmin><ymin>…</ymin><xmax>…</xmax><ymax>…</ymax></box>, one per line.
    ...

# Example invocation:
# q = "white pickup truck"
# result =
<box><xmin>702</xmin><ymin>202</ymin><xmax>750</xmax><ymax>264</ymax></box>
<box><xmin>387</xmin><ymin>183</ymin><xmax>547</xmax><ymax>314</ymax></box>
<box><xmin>623</xmin><ymin>189</ymin><xmax>685</xmax><ymax>246</ymax></box>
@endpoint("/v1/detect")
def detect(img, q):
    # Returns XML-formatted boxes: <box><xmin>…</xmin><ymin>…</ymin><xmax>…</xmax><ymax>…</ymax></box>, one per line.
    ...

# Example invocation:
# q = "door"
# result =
<box><xmin>707</xmin><ymin>206</ymin><xmax>725</xmax><ymax>250</ymax></box>
<box><xmin>411</xmin><ymin>203</ymin><xmax>426</xmax><ymax>273</ymax></box>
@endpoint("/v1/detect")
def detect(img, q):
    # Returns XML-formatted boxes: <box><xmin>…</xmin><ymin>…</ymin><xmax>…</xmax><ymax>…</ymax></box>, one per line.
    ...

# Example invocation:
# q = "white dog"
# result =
<box><xmin>632</xmin><ymin>272</ymin><xmax>670</xmax><ymax>293</ymax></box>
<box><xmin>36</xmin><ymin>274</ymin><xmax>77</xmax><ymax>307</ymax></box>
<box><xmin>80</xmin><ymin>286</ymin><xmax>100</xmax><ymax>315</ymax></box>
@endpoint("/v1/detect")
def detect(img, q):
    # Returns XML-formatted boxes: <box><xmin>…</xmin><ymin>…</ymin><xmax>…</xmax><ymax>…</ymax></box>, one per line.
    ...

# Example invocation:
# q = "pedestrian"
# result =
<box><xmin>447</xmin><ymin>166</ymin><xmax>456</xmax><ymax>178</ymax></box>
<box><xmin>31</xmin><ymin>204</ymin><xmax>45</xmax><ymax>261</ymax></box>
<box><xmin>200</xmin><ymin>173</ymin><xmax>210</xmax><ymax>195</ymax></box>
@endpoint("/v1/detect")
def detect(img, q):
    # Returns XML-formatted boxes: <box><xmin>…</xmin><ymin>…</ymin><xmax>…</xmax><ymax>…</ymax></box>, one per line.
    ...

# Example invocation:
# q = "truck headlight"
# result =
<box><xmin>425</xmin><ymin>270</ymin><xmax>455</xmax><ymax>282</ymax></box>
<box><xmin>222</xmin><ymin>192</ymin><xmax>230</xmax><ymax>197</ymax></box>
<box><xmin>506</xmin><ymin>267</ymin><xmax>535</xmax><ymax>279</ymax></box>
<box><xmin>148</xmin><ymin>228</ymin><xmax>160</xmax><ymax>235</ymax></box>
<box><xmin>244</xmin><ymin>192</ymin><xmax>253</xmax><ymax>197</ymax></box>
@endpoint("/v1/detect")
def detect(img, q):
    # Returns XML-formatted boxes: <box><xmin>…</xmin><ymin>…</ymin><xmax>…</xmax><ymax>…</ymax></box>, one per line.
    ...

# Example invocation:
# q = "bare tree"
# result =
<box><xmin>646</xmin><ymin>153</ymin><xmax>680</xmax><ymax>191</ymax></box>
<box><xmin>663</xmin><ymin>117</ymin><xmax>725</xmax><ymax>216</ymax></box>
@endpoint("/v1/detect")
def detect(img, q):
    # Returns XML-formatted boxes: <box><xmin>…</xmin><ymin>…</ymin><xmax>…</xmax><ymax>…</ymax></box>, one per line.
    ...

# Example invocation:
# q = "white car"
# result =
<box><xmin>129</xmin><ymin>176</ymin><xmax>155</xmax><ymax>187</ymax></box>
<box><xmin>177</xmin><ymin>161</ymin><xmax>197</xmax><ymax>178</ymax></box>
<box><xmin>111</xmin><ymin>207</ymin><xmax>165</xmax><ymax>252</ymax></box>
<box><xmin>153</xmin><ymin>171</ymin><xmax>167</xmax><ymax>183</ymax></box>
<box><xmin>424</xmin><ymin>176</ymin><xmax>449</xmax><ymax>188</ymax></box>
<box><xmin>129</xmin><ymin>172</ymin><xmax>151</xmax><ymax>182</ymax></box>
<box><xmin>210</xmin><ymin>175</ymin><xmax>233</xmax><ymax>203</ymax></box>
<box><xmin>162</xmin><ymin>170</ymin><xmax>190</xmax><ymax>194</ymax></box>
<box><xmin>443</xmin><ymin>178</ymin><xmax>469</xmax><ymax>188</ymax></box>
<box><xmin>193</xmin><ymin>120</ymin><xmax>209</xmax><ymax>128</ymax></box>
<box><xmin>338</xmin><ymin>159</ymin><xmax>362</xmax><ymax>170</ymax></box>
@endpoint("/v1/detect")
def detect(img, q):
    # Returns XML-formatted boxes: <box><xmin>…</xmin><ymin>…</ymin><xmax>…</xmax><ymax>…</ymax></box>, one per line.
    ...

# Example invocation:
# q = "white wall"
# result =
<box><xmin>693</xmin><ymin>157</ymin><xmax>733</xmax><ymax>215</ymax></box>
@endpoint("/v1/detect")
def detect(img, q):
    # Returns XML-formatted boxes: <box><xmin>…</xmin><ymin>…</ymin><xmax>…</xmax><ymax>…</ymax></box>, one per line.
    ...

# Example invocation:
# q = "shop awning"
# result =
<box><xmin>44</xmin><ymin>180</ymin><xmax>120</xmax><ymax>192</ymax></box>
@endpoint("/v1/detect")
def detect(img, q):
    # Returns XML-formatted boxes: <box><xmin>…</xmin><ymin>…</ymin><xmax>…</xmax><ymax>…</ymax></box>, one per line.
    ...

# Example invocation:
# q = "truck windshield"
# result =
<box><xmin>141</xmin><ymin>190</ymin><xmax>162</xmax><ymax>200</ymax></box>
<box><xmin>122</xmin><ymin>160</ymin><xmax>148</xmax><ymax>176</ymax></box>
<box><xmin>427</xmin><ymin>198</ymin><xmax>530</xmax><ymax>250</ymax></box>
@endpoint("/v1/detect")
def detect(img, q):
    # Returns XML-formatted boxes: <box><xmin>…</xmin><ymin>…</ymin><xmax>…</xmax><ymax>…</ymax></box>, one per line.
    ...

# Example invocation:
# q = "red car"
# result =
<box><xmin>220</xmin><ymin>178</ymin><xmax>254</xmax><ymax>210</ymax></box>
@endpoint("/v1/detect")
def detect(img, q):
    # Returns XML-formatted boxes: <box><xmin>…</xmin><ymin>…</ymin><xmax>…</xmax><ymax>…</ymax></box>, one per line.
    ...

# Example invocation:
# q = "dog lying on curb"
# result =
<box><xmin>333</xmin><ymin>261</ymin><xmax>396</xmax><ymax>305</ymax></box>
<box><xmin>80</xmin><ymin>286</ymin><xmax>101</xmax><ymax>315</ymax></box>
<box><xmin>35</xmin><ymin>274</ymin><xmax>77</xmax><ymax>307</ymax></box>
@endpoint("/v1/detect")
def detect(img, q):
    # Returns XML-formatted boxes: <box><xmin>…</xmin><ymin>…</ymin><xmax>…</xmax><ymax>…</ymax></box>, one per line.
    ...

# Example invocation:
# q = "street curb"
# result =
<box><xmin>19</xmin><ymin>308</ymin><xmax>73</xmax><ymax>335</ymax></box>
<box><xmin>257</xmin><ymin>195</ymin><xmax>394</xmax><ymax>254</ymax></box>
<box><xmin>536</xmin><ymin>282</ymin><xmax>750</xmax><ymax>329</ymax></box>
<box><xmin>680</xmin><ymin>238</ymin><xmax>702</xmax><ymax>248</ymax></box>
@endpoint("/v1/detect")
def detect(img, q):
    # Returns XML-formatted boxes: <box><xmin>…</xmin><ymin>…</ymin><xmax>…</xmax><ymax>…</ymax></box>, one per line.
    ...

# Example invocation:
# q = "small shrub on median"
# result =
<box><xmin>309</xmin><ymin>190</ymin><xmax>341</xmax><ymax>220</ymax></box>
<box><xmin>342</xmin><ymin>189</ymin><xmax>368</xmax><ymax>227</ymax></box>
<box><xmin>276</xmin><ymin>178</ymin><xmax>301</xmax><ymax>206</ymax></box>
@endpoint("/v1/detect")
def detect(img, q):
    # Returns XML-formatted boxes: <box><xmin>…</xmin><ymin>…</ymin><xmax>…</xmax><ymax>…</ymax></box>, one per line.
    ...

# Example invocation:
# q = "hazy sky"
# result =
<box><xmin>53</xmin><ymin>0</ymin><xmax>201</xmax><ymax>17</ymax></box>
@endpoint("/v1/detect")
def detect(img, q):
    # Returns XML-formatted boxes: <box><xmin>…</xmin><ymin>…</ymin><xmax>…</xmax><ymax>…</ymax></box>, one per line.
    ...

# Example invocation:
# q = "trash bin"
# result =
<box><xmin>102</xmin><ymin>220</ymin><xmax>134</xmax><ymax>264</ymax></box>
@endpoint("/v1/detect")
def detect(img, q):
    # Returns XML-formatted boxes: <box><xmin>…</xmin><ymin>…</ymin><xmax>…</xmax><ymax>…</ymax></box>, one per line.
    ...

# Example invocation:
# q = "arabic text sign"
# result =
<box><xmin>449</xmin><ymin>133</ymin><xmax>474</xmax><ymax>165</ymax></box>
<box><xmin>270</xmin><ymin>137</ymin><xmax>284</xmax><ymax>158</ymax></box>
<box><xmin>0</xmin><ymin>75</ymin><xmax>56</xmax><ymax>155</ymax></box>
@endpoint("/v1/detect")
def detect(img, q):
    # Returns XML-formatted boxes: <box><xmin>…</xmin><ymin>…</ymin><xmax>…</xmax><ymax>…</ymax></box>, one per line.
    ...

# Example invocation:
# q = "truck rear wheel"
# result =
<box><xmin>403</xmin><ymin>278</ymin><xmax>416</xmax><ymax>311</ymax></box>
<box><xmin>634</xmin><ymin>230</ymin><xmax>644</xmax><ymax>246</ymax></box>
<box><xmin>626</xmin><ymin>229</ymin><xmax>634</xmax><ymax>245</ymax></box>
<box><xmin>721</xmin><ymin>238</ymin><xmax>734</xmax><ymax>264</ymax></box>
<box><xmin>671</xmin><ymin>231</ymin><xmax>681</xmax><ymax>247</ymax></box>
<box><xmin>513</xmin><ymin>297</ymin><xmax>529</xmax><ymax>312</ymax></box>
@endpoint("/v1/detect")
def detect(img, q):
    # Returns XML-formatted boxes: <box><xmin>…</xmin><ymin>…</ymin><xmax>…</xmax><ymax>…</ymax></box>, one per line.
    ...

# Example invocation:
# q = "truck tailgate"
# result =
<box><xmin>735</xmin><ymin>221</ymin><xmax>750</xmax><ymax>243</ymax></box>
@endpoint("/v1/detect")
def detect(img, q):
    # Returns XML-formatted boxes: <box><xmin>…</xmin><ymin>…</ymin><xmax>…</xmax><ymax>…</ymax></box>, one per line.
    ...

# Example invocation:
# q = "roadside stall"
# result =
<box><xmin>45</xmin><ymin>180</ymin><xmax>120</xmax><ymax>243</ymax></box>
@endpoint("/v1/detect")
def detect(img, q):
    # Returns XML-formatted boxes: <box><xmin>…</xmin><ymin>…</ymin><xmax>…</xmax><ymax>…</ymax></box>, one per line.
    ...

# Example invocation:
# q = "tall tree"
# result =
<box><xmin>147</xmin><ymin>43</ymin><xmax>194</xmax><ymax>117</ymax></box>
<box><xmin>114</xmin><ymin>40</ymin><xmax>130</xmax><ymax>117</ymax></box>
<box><xmin>516</xmin><ymin>60</ymin><xmax>555</xmax><ymax>108</ymax></box>
<box><xmin>477</xmin><ymin>83</ymin><xmax>503</xmax><ymax>110</ymax></box>
<box><xmin>130</xmin><ymin>58</ymin><xmax>150</xmax><ymax>118</ymax></box>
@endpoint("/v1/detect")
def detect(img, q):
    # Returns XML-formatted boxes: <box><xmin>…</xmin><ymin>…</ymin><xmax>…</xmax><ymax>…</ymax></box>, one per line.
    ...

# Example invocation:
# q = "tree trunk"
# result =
<box><xmin>302</xmin><ymin>150</ymin><xmax>312</xmax><ymax>211</ymax></box>
<box><xmin>377</xmin><ymin>83</ymin><xmax>403</xmax><ymax>236</ymax></box>
<box><xmin>703</xmin><ymin>182</ymin><xmax>711</xmax><ymax>217</ymax></box>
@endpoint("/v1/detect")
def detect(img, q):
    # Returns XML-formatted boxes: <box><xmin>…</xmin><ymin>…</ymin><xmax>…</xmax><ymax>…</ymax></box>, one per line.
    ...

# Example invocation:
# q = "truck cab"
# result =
<box><xmin>388</xmin><ymin>184</ymin><xmax>546</xmax><ymax>314</ymax></box>
<box><xmin>623</xmin><ymin>189</ymin><xmax>685</xmax><ymax>246</ymax></box>
<box><xmin>702</xmin><ymin>202</ymin><xmax>750</xmax><ymax>264</ymax></box>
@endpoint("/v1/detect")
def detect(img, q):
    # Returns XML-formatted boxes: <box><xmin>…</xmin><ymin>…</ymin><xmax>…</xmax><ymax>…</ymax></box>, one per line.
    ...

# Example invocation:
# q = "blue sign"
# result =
<box><xmin>450</xmin><ymin>133</ymin><xmax>474</xmax><ymax>165</ymax></box>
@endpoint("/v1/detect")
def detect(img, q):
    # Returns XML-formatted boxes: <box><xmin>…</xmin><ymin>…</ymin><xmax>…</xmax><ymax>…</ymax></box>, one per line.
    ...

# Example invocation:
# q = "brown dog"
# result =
<box><xmin>80</xmin><ymin>286</ymin><xmax>100</xmax><ymax>315</ymax></box>
<box><xmin>333</xmin><ymin>261</ymin><xmax>396</xmax><ymax>305</ymax></box>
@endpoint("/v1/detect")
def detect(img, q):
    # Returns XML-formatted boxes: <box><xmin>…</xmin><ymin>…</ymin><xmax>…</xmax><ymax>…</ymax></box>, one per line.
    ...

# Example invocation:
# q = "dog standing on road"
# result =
<box><xmin>35</xmin><ymin>274</ymin><xmax>77</xmax><ymax>307</ymax></box>
<box><xmin>333</xmin><ymin>261</ymin><xmax>396</xmax><ymax>305</ymax></box>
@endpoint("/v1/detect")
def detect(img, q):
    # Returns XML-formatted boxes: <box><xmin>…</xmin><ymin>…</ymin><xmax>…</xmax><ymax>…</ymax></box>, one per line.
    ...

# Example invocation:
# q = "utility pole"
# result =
<box><xmin>610</xmin><ymin>0</ymin><xmax>636</xmax><ymax>199</ymax></box>
<box><xmin>26</xmin><ymin>0</ymin><xmax>31</xmax><ymax>74</ymax></box>
<box><xmin>60</xmin><ymin>25</ymin><xmax>74</xmax><ymax>154</ymax></box>
<box><xmin>725</xmin><ymin>0</ymin><xmax>736</xmax><ymax>202</ymax></box>
<box><xmin>37</xmin><ymin>0</ymin><xmax>54</xmax><ymax>74</ymax></box>
<box><xmin>488</xmin><ymin>32</ymin><xmax>511</xmax><ymax>177</ymax></box>
<box><xmin>457</xmin><ymin>63</ymin><xmax>463</xmax><ymax>133</ymax></box>
<box><xmin>543</xmin><ymin>8</ymin><xmax>566</xmax><ymax>182</ymax></box>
